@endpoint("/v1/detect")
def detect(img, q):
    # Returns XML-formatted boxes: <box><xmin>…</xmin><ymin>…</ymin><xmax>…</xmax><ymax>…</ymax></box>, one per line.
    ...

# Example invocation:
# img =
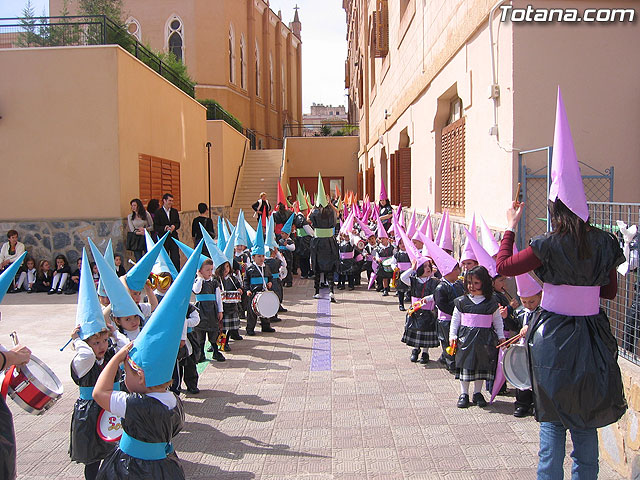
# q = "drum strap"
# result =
<box><xmin>1</xmin><ymin>366</ymin><xmax>14</xmax><ymax>400</ymax></box>
<box><xmin>79</xmin><ymin>383</ymin><xmax>120</xmax><ymax>401</ymax></box>
<box><xmin>119</xmin><ymin>431</ymin><xmax>173</xmax><ymax>460</ymax></box>
<box><xmin>195</xmin><ymin>294</ymin><xmax>217</xmax><ymax>302</ymax></box>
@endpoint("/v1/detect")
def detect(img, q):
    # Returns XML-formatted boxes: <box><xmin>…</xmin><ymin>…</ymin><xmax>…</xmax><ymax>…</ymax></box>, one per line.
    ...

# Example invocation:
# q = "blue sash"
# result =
<box><xmin>250</xmin><ymin>277</ymin><xmax>265</xmax><ymax>285</ymax></box>
<box><xmin>79</xmin><ymin>382</ymin><xmax>120</xmax><ymax>401</ymax></box>
<box><xmin>195</xmin><ymin>294</ymin><xmax>217</xmax><ymax>302</ymax></box>
<box><xmin>119</xmin><ymin>431</ymin><xmax>174</xmax><ymax>460</ymax></box>
<box><xmin>271</xmin><ymin>273</ymin><xmax>280</xmax><ymax>279</ymax></box>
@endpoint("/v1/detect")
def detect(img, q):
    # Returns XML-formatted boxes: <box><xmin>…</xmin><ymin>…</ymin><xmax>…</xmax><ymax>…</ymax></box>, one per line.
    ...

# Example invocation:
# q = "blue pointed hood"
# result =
<box><xmin>125</xmin><ymin>232</ymin><xmax>169</xmax><ymax>291</ymax></box>
<box><xmin>234</xmin><ymin>210</ymin><xmax>250</xmax><ymax>248</ymax></box>
<box><xmin>89</xmin><ymin>238</ymin><xmax>144</xmax><ymax>320</ymax></box>
<box><xmin>0</xmin><ymin>252</ymin><xmax>27</xmax><ymax>305</ymax></box>
<box><xmin>251</xmin><ymin>219</ymin><xmax>266</xmax><ymax>256</ymax></box>
<box><xmin>174</xmin><ymin>238</ymin><xmax>208</xmax><ymax>269</ymax></box>
<box><xmin>244</xmin><ymin>217</ymin><xmax>257</xmax><ymax>246</ymax></box>
<box><xmin>216</xmin><ymin>216</ymin><xmax>227</xmax><ymax>251</ymax></box>
<box><xmin>224</xmin><ymin>219</ymin><xmax>233</xmax><ymax>238</ymax></box>
<box><xmin>199</xmin><ymin>224</ymin><xmax>229</xmax><ymax>268</ymax></box>
<box><xmin>281</xmin><ymin>212</ymin><xmax>295</xmax><ymax>235</ymax></box>
<box><xmin>129</xmin><ymin>240</ymin><xmax>204</xmax><ymax>387</ymax></box>
<box><xmin>97</xmin><ymin>239</ymin><xmax>115</xmax><ymax>297</ymax></box>
<box><xmin>76</xmin><ymin>248</ymin><xmax>107</xmax><ymax>340</ymax></box>
<box><xmin>223</xmin><ymin>225</ymin><xmax>237</xmax><ymax>263</ymax></box>
<box><xmin>265</xmin><ymin>213</ymin><xmax>277</xmax><ymax>250</ymax></box>
<box><xmin>145</xmin><ymin>231</ymin><xmax>178</xmax><ymax>279</ymax></box>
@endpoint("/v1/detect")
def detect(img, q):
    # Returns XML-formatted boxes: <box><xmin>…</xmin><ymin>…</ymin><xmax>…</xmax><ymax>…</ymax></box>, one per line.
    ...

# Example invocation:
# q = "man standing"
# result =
<box><xmin>154</xmin><ymin>193</ymin><xmax>181</xmax><ymax>271</ymax></box>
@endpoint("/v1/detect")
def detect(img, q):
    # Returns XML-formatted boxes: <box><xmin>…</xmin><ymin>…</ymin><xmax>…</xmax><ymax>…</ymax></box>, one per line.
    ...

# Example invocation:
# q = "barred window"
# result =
<box><xmin>440</xmin><ymin>116</ymin><xmax>465</xmax><ymax>215</ymax></box>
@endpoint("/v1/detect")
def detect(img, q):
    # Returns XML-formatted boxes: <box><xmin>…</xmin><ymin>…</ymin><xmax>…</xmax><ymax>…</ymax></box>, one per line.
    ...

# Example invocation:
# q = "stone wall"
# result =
<box><xmin>0</xmin><ymin>206</ymin><xmax>230</xmax><ymax>267</ymax></box>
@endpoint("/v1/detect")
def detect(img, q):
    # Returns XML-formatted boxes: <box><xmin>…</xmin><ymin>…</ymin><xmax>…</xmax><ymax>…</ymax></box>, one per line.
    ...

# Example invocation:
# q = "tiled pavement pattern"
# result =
<box><xmin>2</xmin><ymin>278</ymin><xmax>624</xmax><ymax>479</ymax></box>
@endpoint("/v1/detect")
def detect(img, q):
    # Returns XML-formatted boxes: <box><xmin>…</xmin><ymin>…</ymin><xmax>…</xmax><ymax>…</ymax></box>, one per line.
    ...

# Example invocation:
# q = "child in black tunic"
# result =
<box><xmin>216</xmin><ymin>261</ymin><xmax>243</xmax><ymax>342</ymax></box>
<box><xmin>193</xmin><ymin>259</ymin><xmax>224</xmax><ymax>362</ymax></box>
<box><xmin>392</xmin><ymin>240</ymin><xmax>412</xmax><ymax>310</ymax></box>
<box><xmin>449</xmin><ymin>266</ymin><xmax>504</xmax><ymax>408</ymax></box>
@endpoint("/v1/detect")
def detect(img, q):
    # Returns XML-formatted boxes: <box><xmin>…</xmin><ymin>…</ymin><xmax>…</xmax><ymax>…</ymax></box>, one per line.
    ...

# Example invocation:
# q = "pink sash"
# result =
<box><xmin>461</xmin><ymin>313</ymin><xmax>493</xmax><ymax>328</ymax></box>
<box><xmin>541</xmin><ymin>283</ymin><xmax>600</xmax><ymax>316</ymax></box>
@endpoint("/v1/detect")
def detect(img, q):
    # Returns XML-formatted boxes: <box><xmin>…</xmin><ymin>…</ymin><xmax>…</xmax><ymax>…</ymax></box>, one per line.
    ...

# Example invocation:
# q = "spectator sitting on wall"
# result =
<box><xmin>153</xmin><ymin>193</ymin><xmax>181</xmax><ymax>271</ymax></box>
<box><xmin>192</xmin><ymin>203</ymin><xmax>215</xmax><ymax>255</ymax></box>
<box><xmin>64</xmin><ymin>257</ymin><xmax>83</xmax><ymax>295</ymax></box>
<box><xmin>1</xmin><ymin>230</ymin><xmax>26</xmax><ymax>293</ymax></box>
<box><xmin>114</xmin><ymin>254</ymin><xmax>127</xmax><ymax>277</ymax></box>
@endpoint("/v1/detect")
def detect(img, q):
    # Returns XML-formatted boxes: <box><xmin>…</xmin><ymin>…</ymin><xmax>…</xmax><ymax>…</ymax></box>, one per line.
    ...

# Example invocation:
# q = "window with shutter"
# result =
<box><xmin>440</xmin><ymin>117</ymin><xmax>465</xmax><ymax>216</ymax></box>
<box><xmin>139</xmin><ymin>155</ymin><xmax>181</xmax><ymax>210</ymax></box>
<box><xmin>357</xmin><ymin>168</ymin><xmax>363</xmax><ymax>200</ymax></box>
<box><xmin>390</xmin><ymin>152</ymin><xmax>399</xmax><ymax>205</ymax></box>
<box><xmin>374</xmin><ymin>0</ymin><xmax>389</xmax><ymax>58</ymax></box>
<box><xmin>397</xmin><ymin>147</ymin><xmax>411</xmax><ymax>207</ymax></box>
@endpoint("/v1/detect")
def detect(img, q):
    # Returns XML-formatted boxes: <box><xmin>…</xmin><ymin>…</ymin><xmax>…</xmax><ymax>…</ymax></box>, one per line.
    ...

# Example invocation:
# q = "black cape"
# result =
<box><xmin>0</xmin><ymin>395</ymin><xmax>16</xmax><ymax>480</ymax></box>
<box><xmin>528</xmin><ymin>229</ymin><xmax>626</xmax><ymax>429</ymax></box>
<box><xmin>308</xmin><ymin>208</ymin><xmax>339</xmax><ymax>273</ymax></box>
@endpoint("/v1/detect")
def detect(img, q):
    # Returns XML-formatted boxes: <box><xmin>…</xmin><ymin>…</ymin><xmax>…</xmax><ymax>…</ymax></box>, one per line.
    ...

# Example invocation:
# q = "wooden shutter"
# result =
<box><xmin>390</xmin><ymin>152</ymin><xmax>398</xmax><ymax>205</ymax></box>
<box><xmin>397</xmin><ymin>147</ymin><xmax>411</xmax><ymax>207</ymax></box>
<box><xmin>345</xmin><ymin>60</ymin><xmax>350</xmax><ymax>88</ymax></box>
<box><xmin>357</xmin><ymin>169</ymin><xmax>363</xmax><ymax>200</ymax></box>
<box><xmin>441</xmin><ymin>117</ymin><xmax>465</xmax><ymax>216</ymax></box>
<box><xmin>374</xmin><ymin>0</ymin><xmax>389</xmax><ymax>57</ymax></box>
<box><xmin>138</xmin><ymin>154</ymin><xmax>181</xmax><ymax>211</ymax></box>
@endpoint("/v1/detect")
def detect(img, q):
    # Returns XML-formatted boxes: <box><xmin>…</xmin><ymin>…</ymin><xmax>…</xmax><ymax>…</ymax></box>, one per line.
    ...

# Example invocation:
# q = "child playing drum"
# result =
<box><xmin>243</xmin><ymin>223</ymin><xmax>276</xmax><ymax>336</ymax></box>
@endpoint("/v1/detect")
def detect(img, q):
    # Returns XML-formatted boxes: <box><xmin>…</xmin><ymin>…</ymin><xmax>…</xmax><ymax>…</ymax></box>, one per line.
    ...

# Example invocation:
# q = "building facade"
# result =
<box><xmin>344</xmin><ymin>0</ymin><xmax>640</xmax><ymax>230</ymax></box>
<box><xmin>302</xmin><ymin>103</ymin><xmax>349</xmax><ymax>136</ymax></box>
<box><xmin>50</xmin><ymin>0</ymin><xmax>303</xmax><ymax>149</ymax></box>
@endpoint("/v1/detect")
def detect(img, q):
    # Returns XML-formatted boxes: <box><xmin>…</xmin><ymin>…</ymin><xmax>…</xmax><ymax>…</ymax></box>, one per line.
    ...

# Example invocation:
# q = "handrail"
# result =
<box><xmin>231</xmin><ymin>138</ymin><xmax>249</xmax><ymax>210</ymax></box>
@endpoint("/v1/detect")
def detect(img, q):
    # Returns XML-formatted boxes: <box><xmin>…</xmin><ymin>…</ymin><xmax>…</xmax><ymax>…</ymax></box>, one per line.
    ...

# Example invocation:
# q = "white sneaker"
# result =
<box><xmin>313</xmin><ymin>293</ymin><xmax>320</xmax><ymax>299</ymax></box>
<box><xmin>330</xmin><ymin>292</ymin><xmax>335</xmax><ymax>299</ymax></box>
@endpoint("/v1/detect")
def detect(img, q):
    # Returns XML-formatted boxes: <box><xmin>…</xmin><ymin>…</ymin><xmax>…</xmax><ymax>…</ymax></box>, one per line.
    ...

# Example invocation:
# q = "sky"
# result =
<box><xmin>0</xmin><ymin>0</ymin><xmax>348</xmax><ymax>114</ymax></box>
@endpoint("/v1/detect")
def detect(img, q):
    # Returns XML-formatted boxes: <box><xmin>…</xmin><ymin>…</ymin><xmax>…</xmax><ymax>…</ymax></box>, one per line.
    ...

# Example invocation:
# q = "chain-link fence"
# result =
<box><xmin>589</xmin><ymin>202</ymin><xmax>640</xmax><ymax>365</ymax></box>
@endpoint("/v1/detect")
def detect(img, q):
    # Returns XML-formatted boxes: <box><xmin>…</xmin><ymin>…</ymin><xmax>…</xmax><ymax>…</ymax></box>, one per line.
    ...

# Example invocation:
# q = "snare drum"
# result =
<box><xmin>97</xmin><ymin>409</ymin><xmax>123</xmax><ymax>442</ymax></box>
<box><xmin>221</xmin><ymin>290</ymin><xmax>242</xmax><ymax>303</ymax></box>
<box><xmin>382</xmin><ymin>258</ymin><xmax>395</xmax><ymax>273</ymax></box>
<box><xmin>502</xmin><ymin>344</ymin><xmax>531</xmax><ymax>390</ymax></box>
<box><xmin>1</xmin><ymin>355</ymin><xmax>64</xmax><ymax>415</ymax></box>
<box><xmin>251</xmin><ymin>291</ymin><xmax>280</xmax><ymax>318</ymax></box>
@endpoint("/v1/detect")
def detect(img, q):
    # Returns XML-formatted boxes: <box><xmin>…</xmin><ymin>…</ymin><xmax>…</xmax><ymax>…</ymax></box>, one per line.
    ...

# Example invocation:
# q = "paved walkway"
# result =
<box><xmin>1</xmin><ymin>278</ymin><xmax>623</xmax><ymax>479</ymax></box>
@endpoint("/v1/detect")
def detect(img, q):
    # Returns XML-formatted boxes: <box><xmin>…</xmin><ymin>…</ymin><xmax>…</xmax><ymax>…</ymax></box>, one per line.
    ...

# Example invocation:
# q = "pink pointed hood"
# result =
<box><xmin>464</xmin><ymin>227</ymin><xmax>497</xmax><ymax>277</ymax></box>
<box><xmin>396</xmin><ymin>216</ymin><xmax>427</xmax><ymax>267</ymax></box>
<box><xmin>356</xmin><ymin>217</ymin><xmax>375</xmax><ymax>239</ymax></box>
<box><xmin>479</xmin><ymin>215</ymin><xmax>500</xmax><ymax>257</ymax></box>
<box><xmin>406</xmin><ymin>210</ymin><xmax>417</xmax><ymax>239</ymax></box>
<box><xmin>434</xmin><ymin>211</ymin><xmax>445</xmax><ymax>246</ymax></box>
<box><xmin>438</xmin><ymin>211</ymin><xmax>453</xmax><ymax>251</ymax></box>
<box><xmin>417</xmin><ymin>210</ymin><xmax>430</xmax><ymax>236</ymax></box>
<box><xmin>380</xmin><ymin>177</ymin><xmax>389</xmax><ymax>201</ymax></box>
<box><xmin>376</xmin><ymin>214</ymin><xmax>388</xmax><ymax>239</ymax></box>
<box><xmin>422</xmin><ymin>233</ymin><xmax>459</xmax><ymax>277</ymax></box>
<box><xmin>548</xmin><ymin>86</ymin><xmax>589</xmax><ymax>222</ymax></box>
<box><xmin>513</xmin><ymin>245</ymin><xmax>542</xmax><ymax>297</ymax></box>
<box><xmin>460</xmin><ymin>214</ymin><xmax>477</xmax><ymax>262</ymax></box>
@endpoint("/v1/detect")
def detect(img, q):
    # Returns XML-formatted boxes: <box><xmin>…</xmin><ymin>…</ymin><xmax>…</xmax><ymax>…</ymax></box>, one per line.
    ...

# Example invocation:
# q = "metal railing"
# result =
<box><xmin>589</xmin><ymin>201</ymin><xmax>640</xmax><ymax>365</ymax></box>
<box><xmin>0</xmin><ymin>16</ymin><xmax>195</xmax><ymax>97</ymax></box>
<box><xmin>283</xmin><ymin>123</ymin><xmax>359</xmax><ymax>139</ymax></box>
<box><xmin>202</xmin><ymin>101</ymin><xmax>243</xmax><ymax>132</ymax></box>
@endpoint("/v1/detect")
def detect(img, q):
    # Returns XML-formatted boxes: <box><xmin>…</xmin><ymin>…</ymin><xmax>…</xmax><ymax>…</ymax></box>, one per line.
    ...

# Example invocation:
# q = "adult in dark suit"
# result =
<box><xmin>153</xmin><ymin>193</ymin><xmax>181</xmax><ymax>271</ymax></box>
<box><xmin>251</xmin><ymin>192</ymin><xmax>271</xmax><ymax>228</ymax></box>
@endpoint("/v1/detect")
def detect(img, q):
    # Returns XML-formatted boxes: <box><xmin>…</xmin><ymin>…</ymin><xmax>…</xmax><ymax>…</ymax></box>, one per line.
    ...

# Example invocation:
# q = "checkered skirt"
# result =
<box><xmin>223</xmin><ymin>304</ymin><xmax>241</xmax><ymax>330</ymax></box>
<box><xmin>401</xmin><ymin>320</ymin><xmax>439</xmax><ymax>348</ymax></box>
<box><xmin>454</xmin><ymin>368</ymin><xmax>495</xmax><ymax>382</ymax></box>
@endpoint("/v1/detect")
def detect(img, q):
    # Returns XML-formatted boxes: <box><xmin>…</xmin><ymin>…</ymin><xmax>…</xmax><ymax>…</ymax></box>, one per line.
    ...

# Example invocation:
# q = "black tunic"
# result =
<box><xmin>453</xmin><ymin>295</ymin><xmax>499</xmax><ymax>372</ymax></box>
<box><xmin>194</xmin><ymin>278</ymin><xmax>220</xmax><ymax>335</ymax></box>
<box><xmin>527</xmin><ymin>229</ymin><xmax>626</xmax><ymax>429</ymax></box>
<box><xmin>376</xmin><ymin>244</ymin><xmax>395</xmax><ymax>279</ymax></box>
<box><xmin>69</xmin><ymin>347</ymin><xmax>120</xmax><ymax>464</ymax></box>
<box><xmin>401</xmin><ymin>276</ymin><xmax>439</xmax><ymax>348</ymax></box>
<box><xmin>0</xmin><ymin>395</ymin><xmax>16</xmax><ymax>480</ymax></box>
<box><xmin>308</xmin><ymin>208</ymin><xmax>339</xmax><ymax>273</ymax></box>
<box><xmin>433</xmin><ymin>279</ymin><xmax>464</xmax><ymax>345</ymax></box>
<box><xmin>264</xmin><ymin>257</ymin><xmax>283</xmax><ymax>302</ymax></box>
<box><xmin>338</xmin><ymin>241</ymin><xmax>356</xmax><ymax>275</ymax></box>
<box><xmin>394</xmin><ymin>250</ymin><xmax>411</xmax><ymax>292</ymax></box>
<box><xmin>97</xmin><ymin>394</ymin><xmax>185</xmax><ymax>479</ymax></box>
<box><xmin>293</xmin><ymin>213</ymin><xmax>312</xmax><ymax>257</ymax></box>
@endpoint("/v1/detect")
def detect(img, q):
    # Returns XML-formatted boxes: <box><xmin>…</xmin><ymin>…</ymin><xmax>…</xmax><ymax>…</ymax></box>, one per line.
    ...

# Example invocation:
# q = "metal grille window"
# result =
<box><xmin>441</xmin><ymin>116</ymin><xmax>465</xmax><ymax>215</ymax></box>
<box><xmin>589</xmin><ymin>202</ymin><xmax>640</xmax><ymax>365</ymax></box>
<box><xmin>139</xmin><ymin>155</ymin><xmax>181</xmax><ymax>210</ymax></box>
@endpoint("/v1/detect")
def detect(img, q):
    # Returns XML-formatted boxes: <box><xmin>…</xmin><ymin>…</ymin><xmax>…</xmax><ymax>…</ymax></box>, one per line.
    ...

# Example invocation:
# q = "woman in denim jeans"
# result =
<box><xmin>497</xmin><ymin>199</ymin><xmax>626</xmax><ymax>479</ymax></box>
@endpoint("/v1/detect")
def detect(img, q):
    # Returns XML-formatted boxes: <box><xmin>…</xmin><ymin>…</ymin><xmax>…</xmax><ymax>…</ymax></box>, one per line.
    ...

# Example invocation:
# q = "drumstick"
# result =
<box><xmin>496</xmin><ymin>332</ymin><xmax>525</xmax><ymax>349</ymax></box>
<box><xmin>60</xmin><ymin>338</ymin><xmax>73</xmax><ymax>352</ymax></box>
<box><xmin>9</xmin><ymin>331</ymin><xmax>18</xmax><ymax>347</ymax></box>
<box><xmin>514</xmin><ymin>182</ymin><xmax>522</xmax><ymax>203</ymax></box>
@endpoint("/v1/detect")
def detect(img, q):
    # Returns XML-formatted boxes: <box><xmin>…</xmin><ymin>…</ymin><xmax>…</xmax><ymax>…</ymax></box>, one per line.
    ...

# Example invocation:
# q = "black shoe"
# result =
<box><xmin>229</xmin><ymin>333</ymin><xmax>243</xmax><ymax>340</ymax></box>
<box><xmin>514</xmin><ymin>406</ymin><xmax>532</xmax><ymax>418</ymax></box>
<box><xmin>213</xmin><ymin>351</ymin><xmax>226</xmax><ymax>362</ymax></box>
<box><xmin>472</xmin><ymin>392</ymin><xmax>487</xmax><ymax>408</ymax></box>
<box><xmin>410</xmin><ymin>349</ymin><xmax>420</xmax><ymax>362</ymax></box>
<box><xmin>7</xmin><ymin>288</ymin><xmax>18</xmax><ymax>294</ymax></box>
<box><xmin>64</xmin><ymin>290</ymin><xmax>75</xmax><ymax>295</ymax></box>
<box><xmin>278</xmin><ymin>306</ymin><xmax>288</xmax><ymax>312</ymax></box>
<box><xmin>337</xmin><ymin>285</ymin><xmax>345</xmax><ymax>290</ymax></box>
<box><xmin>271</xmin><ymin>317</ymin><xmax>282</xmax><ymax>323</ymax></box>
<box><xmin>48</xmin><ymin>290</ymin><xmax>55</xmax><ymax>295</ymax></box>
<box><xmin>376</xmin><ymin>286</ymin><xmax>383</xmax><ymax>292</ymax></box>
<box><xmin>330</xmin><ymin>293</ymin><xmax>337</xmax><ymax>303</ymax></box>
<box><xmin>382</xmin><ymin>289</ymin><xmax>389</xmax><ymax>297</ymax></box>
<box><xmin>419</xmin><ymin>352</ymin><xmax>429</xmax><ymax>364</ymax></box>
<box><xmin>57</xmin><ymin>289</ymin><xmax>63</xmax><ymax>294</ymax></box>
<box><xmin>246</xmin><ymin>330</ymin><xmax>256</xmax><ymax>336</ymax></box>
<box><xmin>169</xmin><ymin>387</ymin><xmax>181</xmax><ymax>395</ymax></box>
<box><xmin>348</xmin><ymin>286</ymin><xmax>355</xmax><ymax>291</ymax></box>
<box><xmin>27</xmin><ymin>288</ymin><xmax>33</xmax><ymax>294</ymax></box>
<box><xmin>399</xmin><ymin>305</ymin><xmax>406</xmax><ymax>311</ymax></box>
<box><xmin>457</xmin><ymin>394</ymin><xmax>470</xmax><ymax>408</ymax></box>
<box><xmin>261</xmin><ymin>326</ymin><xmax>276</xmax><ymax>333</ymax></box>
<box><xmin>207</xmin><ymin>345</ymin><xmax>214</xmax><ymax>352</ymax></box>
<box><xmin>186</xmin><ymin>387</ymin><xmax>200</xmax><ymax>394</ymax></box>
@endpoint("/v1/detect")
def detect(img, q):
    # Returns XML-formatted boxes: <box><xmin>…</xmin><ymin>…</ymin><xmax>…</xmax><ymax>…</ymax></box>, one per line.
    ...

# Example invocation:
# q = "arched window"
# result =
<box><xmin>126</xmin><ymin>17</ymin><xmax>141</xmax><ymax>41</ymax></box>
<box><xmin>281</xmin><ymin>63</ymin><xmax>286</xmax><ymax>109</ymax></box>
<box><xmin>255</xmin><ymin>41</ymin><xmax>260</xmax><ymax>97</ymax></box>
<box><xmin>269</xmin><ymin>54</ymin><xmax>274</xmax><ymax>104</ymax></box>
<box><xmin>166</xmin><ymin>16</ymin><xmax>184</xmax><ymax>62</ymax></box>
<box><xmin>240</xmin><ymin>34</ymin><xmax>247</xmax><ymax>90</ymax></box>
<box><xmin>228</xmin><ymin>24</ymin><xmax>236</xmax><ymax>84</ymax></box>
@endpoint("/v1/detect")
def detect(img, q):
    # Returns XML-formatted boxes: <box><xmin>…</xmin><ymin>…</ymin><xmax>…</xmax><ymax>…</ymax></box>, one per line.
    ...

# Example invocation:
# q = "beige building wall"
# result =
<box><xmin>207</xmin><ymin>120</ymin><xmax>249</xmax><ymax>208</ymax></box>
<box><xmin>50</xmin><ymin>0</ymin><xmax>303</xmax><ymax>149</ymax></box>
<box><xmin>282</xmin><ymin>137</ymin><xmax>359</xmax><ymax>195</ymax></box>
<box><xmin>0</xmin><ymin>46</ymin><xmax>121</xmax><ymax>220</ymax></box>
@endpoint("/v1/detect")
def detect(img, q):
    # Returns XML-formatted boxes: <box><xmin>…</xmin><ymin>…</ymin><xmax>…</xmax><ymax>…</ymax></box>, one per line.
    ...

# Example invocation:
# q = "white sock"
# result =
<box><xmin>460</xmin><ymin>381</ymin><xmax>470</xmax><ymax>395</ymax></box>
<box><xmin>474</xmin><ymin>380</ymin><xmax>483</xmax><ymax>394</ymax></box>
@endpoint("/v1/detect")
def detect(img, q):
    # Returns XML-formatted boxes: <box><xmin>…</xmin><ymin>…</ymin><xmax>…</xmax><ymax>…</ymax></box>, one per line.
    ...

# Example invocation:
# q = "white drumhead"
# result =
<box><xmin>97</xmin><ymin>409</ymin><xmax>123</xmax><ymax>442</ymax></box>
<box><xmin>22</xmin><ymin>356</ymin><xmax>64</xmax><ymax>395</ymax></box>
<box><xmin>502</xmin><ymin>344</ymin><xmax>531</xmax><ymax>390</ymax></box>
<box><xmin>254</xmin><ymin>291</ymin><xmax>280</xmax><ymax>318</ymax></box>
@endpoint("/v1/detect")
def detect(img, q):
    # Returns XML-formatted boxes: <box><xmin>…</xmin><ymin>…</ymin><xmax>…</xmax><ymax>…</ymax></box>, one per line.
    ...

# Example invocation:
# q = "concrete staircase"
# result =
<box><xmin>229</xmin><ymin>149</ymin><xmax>283</xmax><ymax>225</ymax></box>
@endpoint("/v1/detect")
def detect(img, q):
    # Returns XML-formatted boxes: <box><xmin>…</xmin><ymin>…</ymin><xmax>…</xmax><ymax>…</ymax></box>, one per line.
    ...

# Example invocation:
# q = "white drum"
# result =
<box><xmin>251</xmin><ymin>291</ymin><xmax>280</xmax><ymax>318</ymax></box>
<box><xmin>502</xmin><ymin>344</ymin><xmax>531</xmax><ymax>390</ymax></box>
<box><xmin>97</xmin><ymin>409</ymin><xmax>123</xmax><ymax>442</ymax></box>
